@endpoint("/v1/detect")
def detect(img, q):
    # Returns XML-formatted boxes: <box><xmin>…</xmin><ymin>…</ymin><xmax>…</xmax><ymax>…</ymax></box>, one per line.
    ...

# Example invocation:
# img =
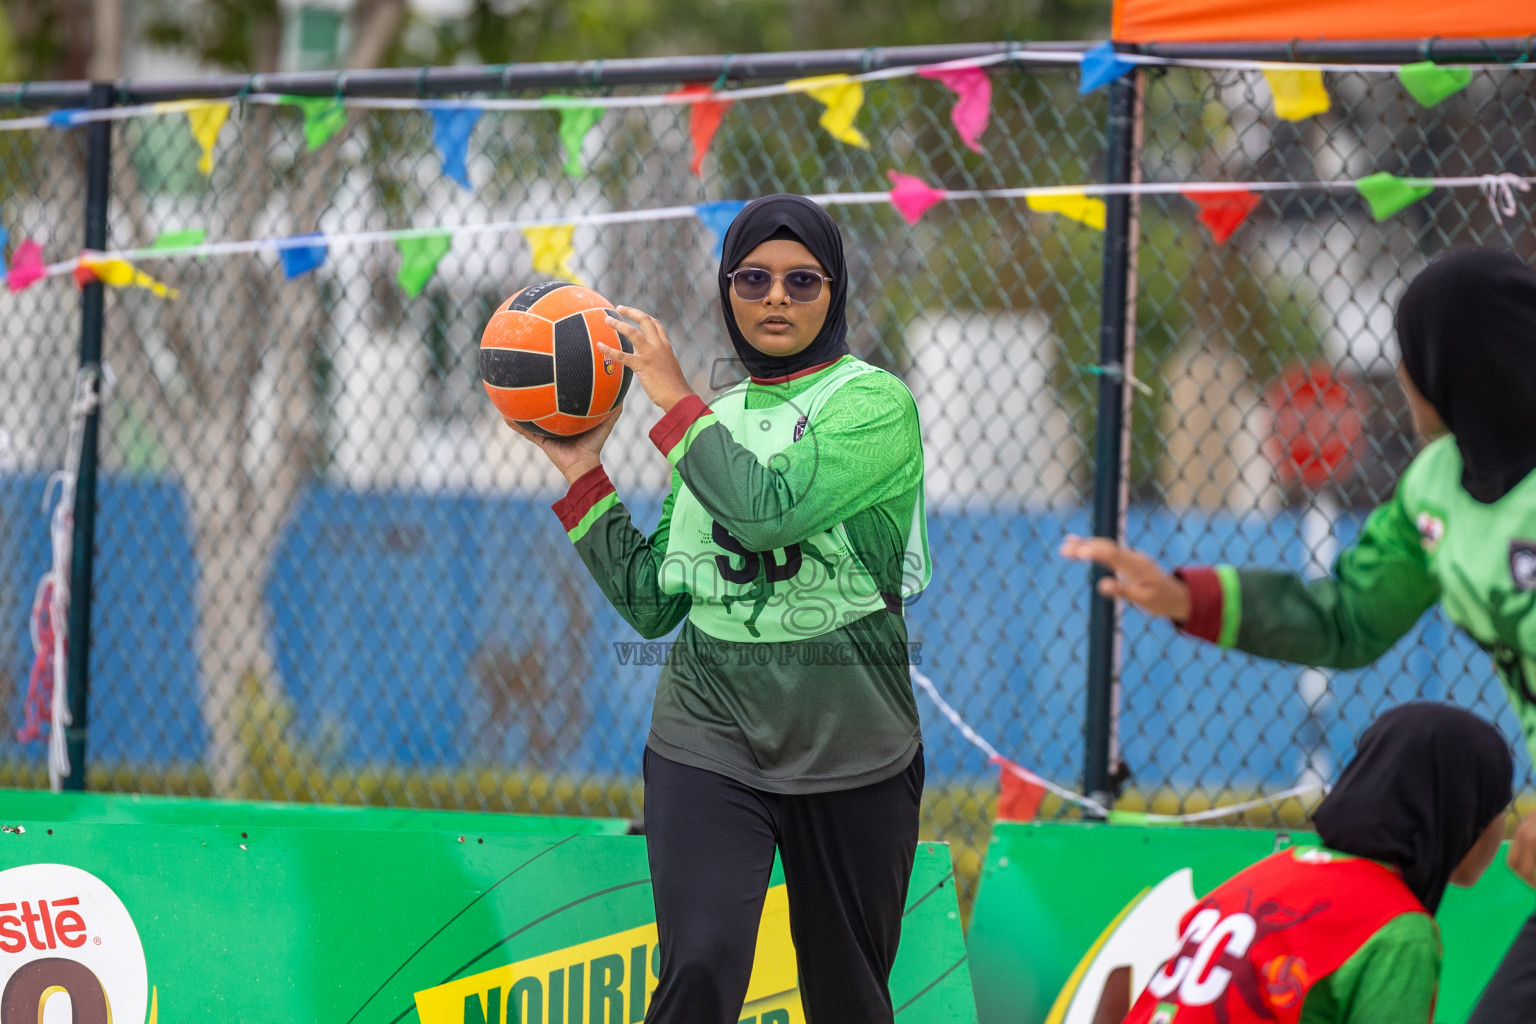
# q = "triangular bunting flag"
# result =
<box><xmin>280</xmin><ymin>96</ymin><xmax>348</xmax><ymax>151</ymax></box>
<box><xmin>150</xmin><ymin>228</ymin><xmax>207</xmax><ymax>253</ymax></box>
<box><xmin>671</xmin><ymin>83</ymin><xmax>734</xmax><ymax>178</ymax></box>
<box><xmin>278</xmin><ymin>233</ymin><xmax>328</xmax><ymax>279</ymax></box>
<box><xmin>77</xmin><ymin>255</ymin><xmax>179</xmax><ymax>299</ymax></box>
<box><xmin>549</xmin><ymin>100</ymin><xmax>603</xmax><ymax>178</ymax></box>
<box><xmin>1398</xmin><ymin>62</ymin><xmax>1473</xmax><ymax>108</ymax></box>
<box><xmin>1262</xmin><ymin>69</ymin><xmax>1330</xmax><ymax>121</ymax></box>
<box><xmin>918</xmin><ymin>65</ymin><xmax>991</xmax><ymax>153</ymax></box>
<box><xmin>887</xmin><ymin>171</ymin><xmax>945</xmax><ymax>225</ymax></box>
<box><xmin>186</xmin><ymin>102</ymin><xmax>230</xmax><ymax>176</ymax></box>
<box><xmin>990</xmin><ymin>756</ymin><xmax>1047</xmax><ymax>823</ymax></box>
<box><xmin>47</xmin><ymin>109</ymin><xmax>84</xmax><ymax>128</ymax></box>
<box><xmin>1026</xmin><ymin>192</ymin><xmax>1107</xmax><ymax>231</ymax></box>
<box><xmin>1182</xmin><ymin>189</ymin><xmax>1260</xmax><ymax>244</ymax></box>
<box><xmin>1356</xmin><ymin>172</ymin><xmax>1434</xmax><ymax>221</ymax></box>
<box><xmin>694</xmin><ymin>201</ymin><xmax>747</xmax><ymax>259</ymax></box>
<box><xmin>431</xmin><ymin>107</ymin><xmax>482</xmax><ymax>190</ymax></box>
<box><xmin>7</xmin><ymin>239</ymin><xmax>44</xmax><ymax>292</ymax></box>
<box><xmin>0</xmin><ymin>226</ymin><xmax>8</xmax><ymax>280</ymax></box>
<box><xmin>1079</xmin><ymin>41</ymin><xmax>1136</xmax><ymax>94</ymax></box>
<box><xmin>787</xmin><ymin>74</ymin><xmax>869</xmax><ymax>149</ymax></box>
<box><xmin>521</xmin><ymin>224</ymin><xmax>583</xmax><ymax>284</ymax></box>
<box><xmin>396</xmin><ymin>231</ymin><xmax>452</xmax><ymax>298</ymax></box>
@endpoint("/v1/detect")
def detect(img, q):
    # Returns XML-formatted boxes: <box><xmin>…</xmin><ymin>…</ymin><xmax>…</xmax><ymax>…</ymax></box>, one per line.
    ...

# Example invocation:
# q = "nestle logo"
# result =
<box><xmin>0</xmin><ymin>896</ymin><xmax>88</xmax><ymax>952</ymax></box>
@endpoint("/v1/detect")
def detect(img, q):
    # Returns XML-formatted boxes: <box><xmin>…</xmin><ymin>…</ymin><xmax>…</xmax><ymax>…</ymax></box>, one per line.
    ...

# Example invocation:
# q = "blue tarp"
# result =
<box><xmin>0</xmin><ymin>475</ymin><xmax>1507</xmax><ymax>787</ymax></box>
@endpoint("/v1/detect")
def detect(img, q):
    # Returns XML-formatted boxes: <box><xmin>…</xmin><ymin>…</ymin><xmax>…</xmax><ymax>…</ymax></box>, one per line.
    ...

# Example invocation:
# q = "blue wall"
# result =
<box><xmin>0</xmin><ymin>475</ymin><xmax>1511</xmax><ymax>789</ymax></box>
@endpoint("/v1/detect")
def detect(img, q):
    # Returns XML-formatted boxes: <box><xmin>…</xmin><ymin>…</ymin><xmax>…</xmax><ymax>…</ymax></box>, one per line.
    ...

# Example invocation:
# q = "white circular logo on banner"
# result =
<box><xmin>0</xmin><ymin>863</ymin><xmax>148</xmax><ymax>1024</ymax></box>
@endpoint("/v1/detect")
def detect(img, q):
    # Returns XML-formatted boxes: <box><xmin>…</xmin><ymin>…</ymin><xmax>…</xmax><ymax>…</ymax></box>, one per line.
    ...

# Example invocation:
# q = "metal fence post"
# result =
<box><xmin>1082</xmin><ymin>69</ymin><xmax>1142</xmax><ymax>812</ymax></box>
<box><xmin>62</xmin><ymin>80</ymin><xmax>116</xmax><ymax>791</ymax></box>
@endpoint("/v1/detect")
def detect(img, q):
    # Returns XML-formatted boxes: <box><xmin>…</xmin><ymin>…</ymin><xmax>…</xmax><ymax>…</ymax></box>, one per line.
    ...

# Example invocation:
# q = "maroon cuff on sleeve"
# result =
<box><xmin>1173</xmin><ymin>566</ymin><xmax>1223</xmax><ymax>643</ymax></box>
<box><xmin>551</xmin><ymin>465</ymin><xmax>615</xmax><ymax>533</ymax></box>
<box><xmin>648</xmin><ymin>395</ymin><xmax>712</xmax><ymax>455</ymax></box>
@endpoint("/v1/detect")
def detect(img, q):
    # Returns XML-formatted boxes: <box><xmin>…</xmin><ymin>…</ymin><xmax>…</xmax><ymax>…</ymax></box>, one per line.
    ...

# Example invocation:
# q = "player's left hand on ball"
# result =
<box><xmin>600</xmin><ymin>306</ymin><xmax>696</xmax><ymax>413</ymax></box>
<box><xmin>1508</xmin><ymin>814</ymin><xmax>1536</xmax><ymax>888</ymax></box>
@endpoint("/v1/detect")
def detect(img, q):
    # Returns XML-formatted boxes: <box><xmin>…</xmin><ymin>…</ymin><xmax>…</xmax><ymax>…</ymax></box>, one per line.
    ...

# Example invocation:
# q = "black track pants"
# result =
<box><xmin>641</xmin><ymin>747</ymin><xmax>924</xmax><ymax>1024</ymax></box>
<box><xmin>1468</xmin><ymin>909</ymin><xmax>1536</xmax><ymax>1023</ymax></box>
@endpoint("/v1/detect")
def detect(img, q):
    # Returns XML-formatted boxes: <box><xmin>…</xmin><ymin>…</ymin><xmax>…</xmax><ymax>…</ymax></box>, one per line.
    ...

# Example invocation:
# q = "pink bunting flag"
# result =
<box><xmin>672</xmin><ymin>83</ymin><xmax>734</xmax><ymax>178</ymax></box>
<box><xmin>887</xmin><ymin>171</ymin><xmax>946</xmax><ymax>225</ymax></box>
<box><xmin>7</xmin><ymin>239</ymin><xmax>44</xmax><ymax>293</ymax></box>
<box><xmin>1182</xmin><ymin>188</ymin><xmax>1261</xmax><ymax>244</ymax></box>
<box><xmin>919</xmin><ymin>65</ymin><xmax>992</xmax><ymax>153</ymax></box>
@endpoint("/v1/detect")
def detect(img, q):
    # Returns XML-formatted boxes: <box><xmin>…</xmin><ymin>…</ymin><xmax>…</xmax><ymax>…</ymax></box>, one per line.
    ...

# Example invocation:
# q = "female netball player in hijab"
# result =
<box><xmin>1061</xmin><ymin>247</ymin><xmax>1536</xmax><ymax>1020</ymax></box>
<box><xmin>507</xmin><ymin>193</ymin><xmax>930</xmax><ymax>1024</ymax></box>
<box><xmin>1123</xmin><ymin>703</ymin><xmax>1511</xmax><ymax>1024</ymax></box>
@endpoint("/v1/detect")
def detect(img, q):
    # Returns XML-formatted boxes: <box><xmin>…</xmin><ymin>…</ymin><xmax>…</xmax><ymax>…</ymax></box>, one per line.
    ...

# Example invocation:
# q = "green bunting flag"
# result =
<box><xmin>1398</xmin><ymin>62</ymin><xmax>1474</xmax><ymax>107</ymax></box>
<box><xmin>1355</xmin><ymin>172</ymin><xmax>1435</xmax><ymax>221</ymax></box>
<box><xmin>396</xmin><ymin>231</ymin><xmax>452</xmax><ymax>297</ymax></box>
<box><xmin>551</xmin><ymin>100</ymin><xmax>604</xmax><ymax>178</ymax></box>
<box><xmin>280</xmin><ymin>96</ymin><xmax>348</xmax><ymax>151</ymax></box>
<box><xmin>149</xmin><ymin>228</ymin><xmax>207</xmax><ymax>252</ymax></box>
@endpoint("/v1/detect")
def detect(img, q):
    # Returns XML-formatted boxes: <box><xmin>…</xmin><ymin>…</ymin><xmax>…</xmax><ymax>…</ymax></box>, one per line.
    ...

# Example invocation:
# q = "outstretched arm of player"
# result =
<box><xmin>1060</xmin><ymin>491</ymin><xmax>1440</xmax><ymax>669</ymax></box>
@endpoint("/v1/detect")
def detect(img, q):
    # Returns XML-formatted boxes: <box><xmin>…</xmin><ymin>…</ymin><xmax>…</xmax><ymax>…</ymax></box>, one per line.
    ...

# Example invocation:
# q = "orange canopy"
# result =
<box><xmin>1113</xmin><ymin>0</ymin><xmax>1536</xmax><ymax>43</ymax></box>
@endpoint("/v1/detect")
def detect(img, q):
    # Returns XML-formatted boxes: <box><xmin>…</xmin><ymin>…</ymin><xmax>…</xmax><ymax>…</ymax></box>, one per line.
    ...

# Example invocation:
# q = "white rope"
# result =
<box><xmin>1</xmin><ymin>48</ymin><xmax>1532</xmax><ymax>134</ymax></box>
<box><xmin>1480</xmin><ymin>173</ymin><xmax>1532</xmax><ymax>225</ymax></box>
<box><xmin>910</xmin><ymin>665</ymin><xmax>1329</xmax><ymax>824</ymax></box>
<box><xmin>909</xmin><ymin>666</ymin><xmax>1112</xmax><ymax>817</ymax></box>
<box><xmin>26</xmin><ymin>172</ymin><xmax>1533</xmax><ymax>284</ymax></box>
<box><xmin>38</xmin><ymin>363</ymin><xmax>108</xmax><ymax>790</ymax></box>
<box><xmin>1143</xmin><ymin>782</ymin><xmax>1328</xmax><ymax>823</ymax></box>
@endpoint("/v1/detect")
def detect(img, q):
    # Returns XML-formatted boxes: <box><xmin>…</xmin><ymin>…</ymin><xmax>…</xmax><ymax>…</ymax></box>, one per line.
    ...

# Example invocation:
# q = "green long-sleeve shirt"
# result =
<box><xmin>1298</xmin><ymin>909</ymin><xmax>1440</xmax><ymax>1023</ymax></box>
<box><xmin>551</xmin><ymin>355</ymin><xmax>928</xmax><ymax>793</ymax></box>
<box><xmin>1178</xmin><ymin>435</ymin><xmax>1536</xmax><ymax>766</ymax></box>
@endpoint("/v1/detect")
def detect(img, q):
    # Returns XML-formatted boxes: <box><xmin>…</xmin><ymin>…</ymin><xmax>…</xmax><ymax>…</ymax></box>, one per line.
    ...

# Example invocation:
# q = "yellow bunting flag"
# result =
<box><xmin>1026</xmin><ymin>193</ymin><xmax>1107</xmax><ymax>231</ymax></box>
<box><xmin>79</xmin><ymin>256</ymin><xmax>179</xmax><ymax>299</ymax></box>
<box><xmin>186</xmin><ymin>102</ymin><xmax>230</xmax><ymax>176</ymax></box>
<box><xmin>1262</xmin><ymin>69</ymin><xmax>1331</xmax><ymax>122</ymax></box>
<box><xmin>786</xmin><ymin>74</ymin><xmax>869</xmax><ymax>149</ymax></box>
<box><xmin>520</xmin><ymin>225</ymin><xmax>583</xmax><ymax>286</ymax></box>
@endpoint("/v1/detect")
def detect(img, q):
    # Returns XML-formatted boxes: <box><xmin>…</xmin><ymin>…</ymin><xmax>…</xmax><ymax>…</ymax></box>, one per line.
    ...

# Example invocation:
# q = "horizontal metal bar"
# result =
<box><xmin>0</xmin><ymin>41</ymin><xmax>1098</xmax><ymax>109</ymax></box>
<box><xmin>1139</xmin><ymin>36</ymin><xmax>1533</xmax><ymax>64</ymax></box>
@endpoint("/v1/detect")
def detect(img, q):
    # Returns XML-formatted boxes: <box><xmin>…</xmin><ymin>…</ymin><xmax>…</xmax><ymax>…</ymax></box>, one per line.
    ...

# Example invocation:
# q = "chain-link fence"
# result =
<box><xmin>0</xmin><ymin>45</ymin><xmax>1532</xmax><ymax>913</ymax></box>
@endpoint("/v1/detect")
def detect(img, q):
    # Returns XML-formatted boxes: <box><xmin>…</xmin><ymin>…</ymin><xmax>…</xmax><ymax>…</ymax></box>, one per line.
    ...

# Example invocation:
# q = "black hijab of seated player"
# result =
<box><xmin>717</xmin><ymin>193</ymin><xmax>851</xmax><ymax>381</ymax></box>
<box><xmin>1312</xmin><ymin>701</ymin><xmax>1512</xmax><ymax>913</ymax></box>
<box><xmin>1396</xmin><ymin>248</ymin><xmax>1536</xmax><ymax>503</ymax></box>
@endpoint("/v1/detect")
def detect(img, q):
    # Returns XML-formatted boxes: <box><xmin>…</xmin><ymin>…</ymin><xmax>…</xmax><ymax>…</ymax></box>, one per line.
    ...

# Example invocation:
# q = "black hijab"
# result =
<box><xmin>1313</xmin><ymin>702</ymin><xmax>1512</xmax><ymax>913</ymax></box>
<box><xmin>1396</xmin><ymin>248</ymin><xmax>1536</xmax><ymax>503</ymax></box>
<box><xmin>717</xmin><ymin>193</ymin><xmax>850</xmax><ymax>380</ymax></box>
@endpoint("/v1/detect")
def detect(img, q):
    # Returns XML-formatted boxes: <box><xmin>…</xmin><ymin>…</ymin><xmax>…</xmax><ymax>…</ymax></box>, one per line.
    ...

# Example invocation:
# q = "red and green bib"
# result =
<box><xmin>1124</xmin><ymin>849</ymin><xmax>1432</xmax><ymax>1024</ymax></box>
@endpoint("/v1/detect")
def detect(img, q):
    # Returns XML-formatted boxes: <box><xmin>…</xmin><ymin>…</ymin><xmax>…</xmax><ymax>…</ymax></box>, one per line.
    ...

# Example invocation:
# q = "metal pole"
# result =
<box><xmin>62</xmin><ymin>80</ymin><xmax>115</xmax><ymax>791</ymax></box>
<box><xmin>1083</xmin><ymin>70</ymin><xmax>1141</xmax><ymax>812</ymax></box>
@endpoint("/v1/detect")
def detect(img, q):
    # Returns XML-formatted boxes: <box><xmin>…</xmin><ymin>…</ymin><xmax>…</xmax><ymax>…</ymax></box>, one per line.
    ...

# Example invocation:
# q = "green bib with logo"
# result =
<box><xmin>1399</xmin><ymin>435</ymin><xmax>1536</xmax><ymax>758</ymax></box>
<box><xmin>659</xmin><ymin>357</ymin><xmax>930</xmax><ymax>644</ymax></box>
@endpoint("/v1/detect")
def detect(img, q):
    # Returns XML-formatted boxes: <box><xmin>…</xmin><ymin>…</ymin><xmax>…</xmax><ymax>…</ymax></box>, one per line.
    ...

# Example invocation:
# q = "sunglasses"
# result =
<box><xmin>726</xmin><ymin>268</ymin><xmax>833</xmax><ymax>303</ymax></box>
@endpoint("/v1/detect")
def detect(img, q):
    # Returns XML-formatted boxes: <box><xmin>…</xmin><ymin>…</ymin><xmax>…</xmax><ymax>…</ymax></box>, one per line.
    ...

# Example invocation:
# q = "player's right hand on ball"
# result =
<box><xmin>505</xmin><ymin>404</ymin><xmax>623</xmax><ymax>484</ymax></box>
<box><xmin>1058</xmin><ymin>536</ymin><xmax>1192</xmax><ymax>624</ymax></box>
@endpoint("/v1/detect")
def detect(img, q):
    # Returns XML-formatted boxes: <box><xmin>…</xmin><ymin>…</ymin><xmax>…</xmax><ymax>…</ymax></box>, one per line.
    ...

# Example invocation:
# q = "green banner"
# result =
<box><xmin>0</xmin><ymin>788</ymin><xmax>629</xmax><ymax>835</ymax></box>
<box><xmin>0</xmin><ymin>814</ymin><xmax>973</xmax><ymax>1024</ymax></box>
<box><xmin>966</xmin><ymin>822</ymin><xmax>1533</xmax><ymax>1024</ymax></box>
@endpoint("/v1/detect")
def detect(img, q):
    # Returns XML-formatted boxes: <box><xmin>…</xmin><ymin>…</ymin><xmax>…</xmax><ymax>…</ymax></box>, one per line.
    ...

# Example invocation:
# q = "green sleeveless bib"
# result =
<box><xmin>1399</xmin><ymin>436</ymin><xmax>1536</xmax><ymax>754</ymax></box>
<box><xmin>659</xmin><ymin>357</ymin><xmax>930</xmax><ymax>643</ymax></box>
